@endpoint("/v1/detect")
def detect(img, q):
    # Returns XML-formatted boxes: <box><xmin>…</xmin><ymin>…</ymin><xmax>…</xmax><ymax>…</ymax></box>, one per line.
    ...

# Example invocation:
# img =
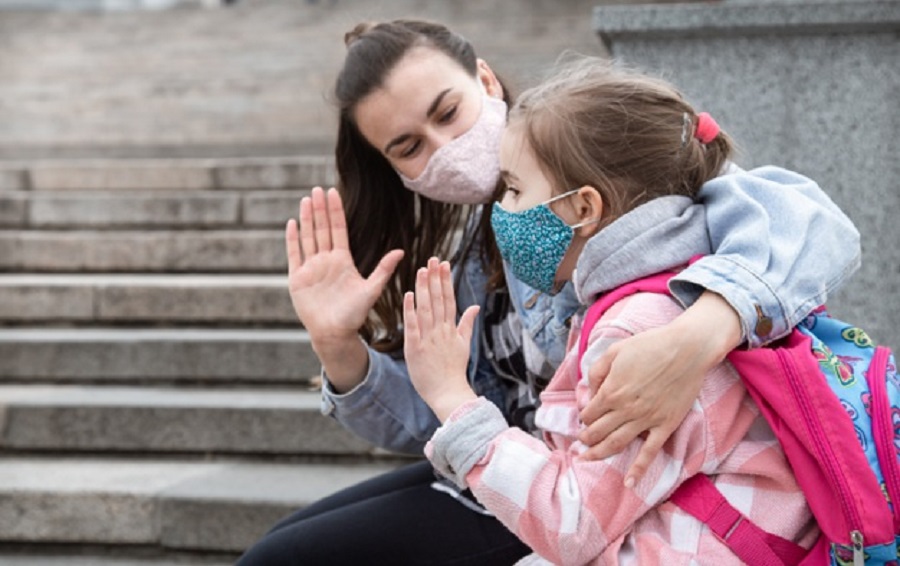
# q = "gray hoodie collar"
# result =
<box><xmin>573</xmin><ymin>196</ymin><xmax>711</xmax><ymax>303</ymax></box>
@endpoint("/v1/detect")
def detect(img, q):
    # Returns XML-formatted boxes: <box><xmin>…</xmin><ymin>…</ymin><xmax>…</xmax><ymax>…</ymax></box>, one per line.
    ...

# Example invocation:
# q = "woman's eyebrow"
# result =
<box><xmin>383</xmin><ymin>88</ymin><xmax>453</xmax><ymax>155</ymax></box>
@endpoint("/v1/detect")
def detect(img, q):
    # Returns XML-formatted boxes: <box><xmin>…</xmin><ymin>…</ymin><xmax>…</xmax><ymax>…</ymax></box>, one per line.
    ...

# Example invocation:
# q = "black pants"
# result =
<box><xmin>235</xmin><ymin>459</ymin><xmax>530</xmax><ymax>565</ymax></box>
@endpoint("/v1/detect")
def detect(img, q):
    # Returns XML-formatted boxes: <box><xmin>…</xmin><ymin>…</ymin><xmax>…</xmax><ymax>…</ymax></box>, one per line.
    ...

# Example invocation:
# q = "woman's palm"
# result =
<box><xmin>285</xmin><ymin>187</ymin><xmax>403</xmax><ymax>340</ymax></box>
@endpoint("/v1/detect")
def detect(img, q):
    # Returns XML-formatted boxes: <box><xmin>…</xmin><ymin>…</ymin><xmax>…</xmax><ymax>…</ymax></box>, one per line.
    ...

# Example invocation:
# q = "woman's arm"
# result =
<box><xmin>320</xmin><ymin>344</ymin><xmax>444</xmax><ymax>454</ymax></box>
<box><xmin>578</xmin><ymin>166</ymin><xmax>860</xmax><ymax>484</ymax></box>
<box><xmin>288</xmin><ymin>187</ymin><xmax>444</xmax><ymax>454</ymax></box>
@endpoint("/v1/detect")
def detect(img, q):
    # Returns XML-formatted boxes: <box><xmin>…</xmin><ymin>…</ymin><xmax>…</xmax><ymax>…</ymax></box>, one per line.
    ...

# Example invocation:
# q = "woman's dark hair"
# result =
<box><xmin>334</xmin><ymin>19</ymin><xmax>507</xmax><ymax>352</ymax></box>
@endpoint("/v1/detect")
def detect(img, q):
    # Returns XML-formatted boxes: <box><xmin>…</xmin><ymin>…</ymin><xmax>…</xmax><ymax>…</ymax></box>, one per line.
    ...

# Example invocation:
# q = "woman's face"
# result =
<box><xmin>353</xmin><ymin>46</ymin><xmax>502</xmax><ymax>179</ymax></box>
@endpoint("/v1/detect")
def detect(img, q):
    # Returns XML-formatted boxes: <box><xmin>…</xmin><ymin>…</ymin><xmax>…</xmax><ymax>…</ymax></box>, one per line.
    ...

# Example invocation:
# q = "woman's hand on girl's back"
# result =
<box><xmin>577</xmin><ymin>291</ymin><xmax>742</xmax><ymax>487</ymax></box>
<box><xmin>286</xmin><ymin>187</ymin><xmax>404</xmax><ymax>348</ymax></box>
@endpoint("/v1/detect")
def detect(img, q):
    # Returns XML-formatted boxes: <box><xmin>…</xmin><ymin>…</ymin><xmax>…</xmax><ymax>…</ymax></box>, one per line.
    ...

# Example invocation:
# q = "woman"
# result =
<box><xmin>237</xmin><ymin>20</ymin><xmax>859</xmax><ymax>565</ymax></box>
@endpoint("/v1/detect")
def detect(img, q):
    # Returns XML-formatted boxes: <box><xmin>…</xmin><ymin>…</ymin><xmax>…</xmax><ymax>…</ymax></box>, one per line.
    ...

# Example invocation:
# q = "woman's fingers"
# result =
<box><xmin>285</xmin><ymin>219</ymin><xmax>302</xmax><ymax>273</ymax></box>
<box><xmin>327</xmin><ymin>188</ymin><xmax>350</xmax><ymax>250</ymax></box>
<box><xmin>623</xmin><ymin>427</ymin><xmax>670</xmax><ymax>487</ymax></box>
<box><xmin>311</xmin><ymin>187</ymin><xmax>332</xmax><ymax>252</ymax></box>
<box><xmin>582</xmin><ymin>416</ymin><xmax>646</xmax><ymax>459</ymax></box>
<box><xmin>298</xmin><ymin>195</ymin><xmax>316</xmax><ymax>260</ymax></box>
<box><xmin>366</xmin><ymin>249</ymin><xmax>405</xmax><ymax>297</ymax></box>
<box><xmin>578</xmin><ymin>405</ymin><xmax>630</xmax><ymax>451</ymax></box>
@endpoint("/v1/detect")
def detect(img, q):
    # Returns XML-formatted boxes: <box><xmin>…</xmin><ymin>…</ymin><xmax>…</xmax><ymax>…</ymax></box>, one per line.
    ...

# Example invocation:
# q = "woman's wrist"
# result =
<box><xmin>674</xmin><ymin>290</ymin><xmax>743</xmax><ymax>366</ymax></box>
<box><xmin>312</xmin><ymin>332</ymin><xmax>370</xmax><ymax>393</ymax></box>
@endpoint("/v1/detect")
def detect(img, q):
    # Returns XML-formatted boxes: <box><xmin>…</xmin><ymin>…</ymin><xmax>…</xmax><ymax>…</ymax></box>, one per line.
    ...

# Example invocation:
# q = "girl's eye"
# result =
<box><xmin>438</xmin><ymin>105</ymin><xmax>457</xmax><ymax>124</ymax></box>
<box><xmin>399</xmin><ymin>140</ymin><xmax>421</xmax><ymax>159</ymax></box>
<box><xmin>505</xmin><ymin>186</ymin><xmax>521</xmax><ymax>198</ymax></box>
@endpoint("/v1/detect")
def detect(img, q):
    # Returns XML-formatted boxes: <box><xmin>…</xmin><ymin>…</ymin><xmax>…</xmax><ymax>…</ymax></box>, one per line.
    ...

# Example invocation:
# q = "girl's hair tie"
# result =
<box><xmin>694</xmin><ymin>112</ymin><xmax>720</xmax><ymax>145</ymax></box>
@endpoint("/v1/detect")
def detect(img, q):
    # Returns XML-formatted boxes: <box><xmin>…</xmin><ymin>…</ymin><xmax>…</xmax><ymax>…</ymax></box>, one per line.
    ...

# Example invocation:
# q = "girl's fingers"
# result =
<box><xmin>440</xmin><ymin>261</ymin><xmax>456</xmax><ymax>321</ymax></box>
<box><xmin>285</xmin><ymin>219</ymin><xmax>302</xmax><ymax>273</ymax></box>
<box><xmin>458</xmin><ymin>305</ymin><xmax>480</xmax><ymax>344</ymax></box>
<box><xmin>415</xmin><ymin>267</ymin><xmax>433</xmax><ymax>329</ymax></box>
<box><xmin>298</xmin><ymin>196</ymin><xmax>316</xmax><ymax>260</ymax></box>
<box><xmin>328</xmin><ymin>188</ymin><xmax>350</xmax><ymax>250</ymax></box>
<box><xmin>403</xmin><ymin>291</ymin><xmax>419</xmax><ymax>345</ymax></box>
<box><xmin>311</xmin><ymin>187</ymin><xmax>332</xmax><ymax>252</ymax></box>
<box><xmin>427</xmin><ymin>258</ymin><xmax>445</xmax><ymax>324</ymax></box>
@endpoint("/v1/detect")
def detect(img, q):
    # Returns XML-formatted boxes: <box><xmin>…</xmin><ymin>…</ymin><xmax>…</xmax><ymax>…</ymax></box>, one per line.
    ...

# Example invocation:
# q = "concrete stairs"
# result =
<box><xmin>0</xmin><ymin>157</ymin><xmax>406</xmax><ymax>564</ymax></box>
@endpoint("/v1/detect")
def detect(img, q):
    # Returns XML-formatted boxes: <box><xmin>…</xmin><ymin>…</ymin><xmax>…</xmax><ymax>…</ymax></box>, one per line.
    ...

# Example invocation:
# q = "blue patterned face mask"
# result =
<box><xmin>491</xmin><ymin>190</ymin><xmax>598</xmax><ymax>294</ymax></box>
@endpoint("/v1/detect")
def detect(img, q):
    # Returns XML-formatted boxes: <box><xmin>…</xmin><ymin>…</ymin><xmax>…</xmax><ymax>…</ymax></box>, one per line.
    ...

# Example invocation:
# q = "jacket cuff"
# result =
<box><xmin>319</xmin><ymin>341</ymin><xmax>381</xmax><ymax>416</ymax></box>
<box><xmin>669</xmin><ymin>256</ymin><xmax>788</xmax><ymax>348</ymax></box>
<box><xmin>426</xmin><ymin>397</ymin><xmax>509</xmax><ymax>488</ymax></box>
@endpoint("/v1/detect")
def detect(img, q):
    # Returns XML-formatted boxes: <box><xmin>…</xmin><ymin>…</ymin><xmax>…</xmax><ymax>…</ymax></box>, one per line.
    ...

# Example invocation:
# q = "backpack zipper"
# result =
<box><xmin>864</xmin><ymin>347</ymin><xmax>900</xmax><ymax>525</ymax></box>
<box><xmin>851</xmin><ymin>529</ymin><xmax>864</xmax><ymax>566</ymax></box>
<box><xmin>776</xmin><ymin>348</ymin><xmax>865</xmax><ymax>547</ymax></box>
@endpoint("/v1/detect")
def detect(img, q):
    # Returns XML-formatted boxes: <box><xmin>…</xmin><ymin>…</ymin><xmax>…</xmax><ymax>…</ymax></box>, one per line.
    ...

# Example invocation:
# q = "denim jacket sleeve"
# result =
<box><xmin>669</xmin><ymin>165</ymin><xmax>861</xmax><ymax>348</ymax></box>
<box><xmin>319</xmin><ymin>343</ymin><xmax>440</xmax><ymax>455</ymax></box>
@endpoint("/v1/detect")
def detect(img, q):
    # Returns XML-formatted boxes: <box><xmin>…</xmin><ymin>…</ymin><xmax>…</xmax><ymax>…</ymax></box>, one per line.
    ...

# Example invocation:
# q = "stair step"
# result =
<box><xmin>6</xmin><ymin>157</ymin><xmax>336</xmax><ymax>192</ymax></box>
<box><xmin>0</xmin><ymin>457</ymin><xmax>400</xmax><ymax>553</ymax></box>
<box><xmin>0</xmin><ymin>274</ymin><xmax>295</xmax><ymax>324</ymax></box>
<box><xmin>0</xmin><ymin>385</ymin><xmax>374</xmax><ymax>455</ymax></box>
<box><xmin>0</xmin><ymin>328</ymin><xmax>319</xmax><ymax>383</ymax></box>
<box><xmin>0</xmin><ymin>230</ymin><xmax>286</xmax><ymax>272</ymax></box>
<box><xmin>5</xmin><ymin>190</ymin><xmax>305</xmax><ymax>229</ymax></box>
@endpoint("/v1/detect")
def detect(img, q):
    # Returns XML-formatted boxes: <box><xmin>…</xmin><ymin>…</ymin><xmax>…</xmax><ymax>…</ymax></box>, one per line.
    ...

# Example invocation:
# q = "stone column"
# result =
<box><xmin>594</xmin><ymin>0</ymin><xmax>900</xmax><ymax>350</ymax></box>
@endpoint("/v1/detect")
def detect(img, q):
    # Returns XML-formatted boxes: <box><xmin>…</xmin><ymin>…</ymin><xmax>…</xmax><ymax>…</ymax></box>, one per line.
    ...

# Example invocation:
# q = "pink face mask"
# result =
<box><xmin>397</xmin><ymin>94</ymin><xmax>508</xmax><ymax>205</ymax></box>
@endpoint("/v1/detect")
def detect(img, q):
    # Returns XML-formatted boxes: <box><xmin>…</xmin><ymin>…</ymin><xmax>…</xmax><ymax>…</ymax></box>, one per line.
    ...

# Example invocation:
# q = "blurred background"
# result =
<box><xmin>0</xmin><ymin>0</ymin><xmax>896</xmax><ymax>564</ymax></box>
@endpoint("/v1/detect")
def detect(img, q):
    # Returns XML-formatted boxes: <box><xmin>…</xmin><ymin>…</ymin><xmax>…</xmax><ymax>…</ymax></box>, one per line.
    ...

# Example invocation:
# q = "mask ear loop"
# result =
<box><xmin>544</xmin><ymin>189</ymin><xmax>603</xmax><ymax>230</ymax></box>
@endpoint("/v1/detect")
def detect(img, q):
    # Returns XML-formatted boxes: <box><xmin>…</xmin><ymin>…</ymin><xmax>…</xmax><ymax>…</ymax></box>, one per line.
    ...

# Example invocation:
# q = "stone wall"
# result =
<box><xmin>594</xmin><ymin>0</ymin><xmax>899</xmax><ymax>350</ymax></box>
<box><xmin>0</xmin><ymin>0</ymin><xmax>646</xmax><ymax>159</ymax></box>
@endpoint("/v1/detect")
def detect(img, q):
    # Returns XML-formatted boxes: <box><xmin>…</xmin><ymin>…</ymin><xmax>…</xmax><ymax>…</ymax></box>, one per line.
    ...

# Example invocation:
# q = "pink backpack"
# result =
<box><xmin>578</xmin><ymin>272</ymin><xmax>899</xmax><ymax>566</ymax></box>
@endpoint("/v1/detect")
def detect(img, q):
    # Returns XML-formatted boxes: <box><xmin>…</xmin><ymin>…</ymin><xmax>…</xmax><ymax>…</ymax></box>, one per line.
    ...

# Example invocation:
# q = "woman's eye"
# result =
<box><xmin>505</xmin><ymin>186</ymin><xmax>520</xmax><ymax>198</ymax></box>
<box><xmin>438</xmin><ymin>105</ymin><xmax>457</xmax><ymax>124</ymax></box>
<box><xmin>399</xmin><ymin>140</ymin><xmax>421</xmax><ymax>158</ymax></box>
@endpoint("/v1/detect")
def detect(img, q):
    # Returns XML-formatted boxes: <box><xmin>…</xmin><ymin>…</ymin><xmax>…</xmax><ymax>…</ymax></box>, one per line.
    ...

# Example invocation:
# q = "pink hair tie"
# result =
<box><xmin>694</xmin><ymin>112</ymin><xmax>720</xmax><ymax>144</ymax></box>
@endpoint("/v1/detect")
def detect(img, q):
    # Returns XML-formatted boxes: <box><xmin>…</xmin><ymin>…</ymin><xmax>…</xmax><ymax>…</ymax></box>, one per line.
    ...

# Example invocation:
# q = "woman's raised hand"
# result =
<box><xmin>286</xmin><ymin>187</ymin><xmax>404</xmax><ymax>349</ymax></box>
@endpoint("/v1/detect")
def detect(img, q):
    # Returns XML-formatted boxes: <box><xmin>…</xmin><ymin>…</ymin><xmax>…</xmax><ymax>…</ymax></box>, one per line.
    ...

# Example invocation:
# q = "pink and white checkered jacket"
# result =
<box><xmin>426</xmin><ymin>292</ymin><xmax>819</xmax><ymax>565</ymax></box>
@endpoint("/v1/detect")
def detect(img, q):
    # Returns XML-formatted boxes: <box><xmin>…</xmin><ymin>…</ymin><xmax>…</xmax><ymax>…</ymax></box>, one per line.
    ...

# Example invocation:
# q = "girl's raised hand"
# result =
<box><xmin>286</xmin><ymin>187</ymin><xmax>404</xmax><ymax>346</ymax></box>
<box><xmin>403</xmin><ymin>258</ymin><xmax>479</xmax><ymax>422</ymax></box>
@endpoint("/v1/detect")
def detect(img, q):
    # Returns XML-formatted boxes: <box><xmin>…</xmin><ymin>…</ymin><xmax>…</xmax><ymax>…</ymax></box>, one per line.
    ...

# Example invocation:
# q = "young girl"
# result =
<box><xmin>403</xmin><ymin>57</ymin><xmax>820</xmax><ymax>564</ymax></box>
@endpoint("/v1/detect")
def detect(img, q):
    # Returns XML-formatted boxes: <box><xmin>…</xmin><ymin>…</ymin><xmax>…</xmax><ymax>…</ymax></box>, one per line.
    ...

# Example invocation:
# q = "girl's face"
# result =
<box><xmin>353</xmin><ymin>47</ymin><xmax>503</xmax><ymax>180</ymax></box>
<box><xmin>498</xmin><ymin>124</ymin><xmax>555</xmax><ymax>213</ymax></box>
<box><xmin>498</xmin><ymin>123</ymin><xmax>603</xmax><ymax>286</ymax></box>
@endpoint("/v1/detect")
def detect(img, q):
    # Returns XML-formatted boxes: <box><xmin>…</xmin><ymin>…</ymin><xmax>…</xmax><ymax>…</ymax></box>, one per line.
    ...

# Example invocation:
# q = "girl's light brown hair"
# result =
<box><xmin>509</xmin><ymin>55</ymin><xmax>734</xmax><ymax>226</ymax></box>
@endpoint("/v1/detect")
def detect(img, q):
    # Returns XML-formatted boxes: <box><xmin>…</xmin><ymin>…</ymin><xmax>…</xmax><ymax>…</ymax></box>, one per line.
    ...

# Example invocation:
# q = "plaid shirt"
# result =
<box><xmin>427</xmin><ymin>292</ymin><xmax>818</xmax><ymax>565</ymax></box>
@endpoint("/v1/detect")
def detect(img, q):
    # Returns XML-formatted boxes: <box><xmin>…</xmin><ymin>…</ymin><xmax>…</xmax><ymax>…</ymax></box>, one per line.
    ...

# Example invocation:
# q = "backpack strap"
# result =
<box><xmin>578</xmin><ymin>268</ymin><xmax>811</xmax><ymax>565</ymax></box>
<box><xmin>670</xmin><ymin>476</ymin><xmax>807</xmax><ymax>566</ymax></box>
<box><xmin>576</xmin><ymin>272</ymin><xmax>673</xmax><ymax>381</ymax></box>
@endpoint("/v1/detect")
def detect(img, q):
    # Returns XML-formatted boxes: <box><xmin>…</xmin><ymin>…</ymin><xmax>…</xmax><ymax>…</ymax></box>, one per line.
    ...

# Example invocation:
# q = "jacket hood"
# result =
<box><xmin>573</xmin><ymin>196</ymin><xmax>712</xmax><ymax>303</ymax></box>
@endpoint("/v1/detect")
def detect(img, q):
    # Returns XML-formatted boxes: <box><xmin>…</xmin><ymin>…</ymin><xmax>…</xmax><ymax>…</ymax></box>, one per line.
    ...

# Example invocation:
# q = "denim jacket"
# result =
<box><xmin>320</xmin><ymin>166</ymin><xmax>860</xmax><ymax>454</ymax></box>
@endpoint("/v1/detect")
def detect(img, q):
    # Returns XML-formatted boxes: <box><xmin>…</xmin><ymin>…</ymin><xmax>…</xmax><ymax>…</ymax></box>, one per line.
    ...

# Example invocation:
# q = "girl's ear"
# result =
<box><xmin>476</xmin><ymin>58</ymin><xmax>504</xmax><ymax>99</ymax></box>
<box><xmin>573</xmin><ymin>185</ymin><xmax>604</xmax><ymax>237</ymax></box>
